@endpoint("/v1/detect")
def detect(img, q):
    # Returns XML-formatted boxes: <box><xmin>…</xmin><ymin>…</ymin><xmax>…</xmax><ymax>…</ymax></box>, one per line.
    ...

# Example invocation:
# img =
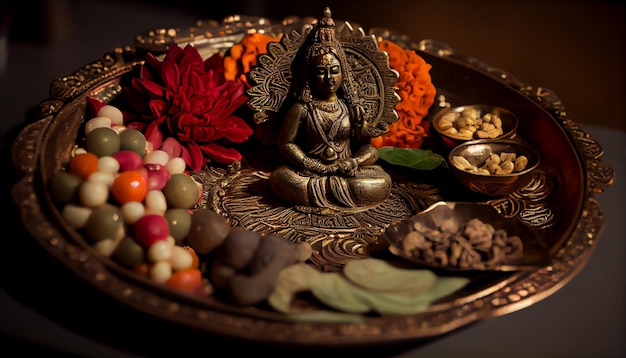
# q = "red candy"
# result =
<box><xmin>134</xmin><ymin>214</ymin><xmax>170</xmax><ymax>247</ymax></box>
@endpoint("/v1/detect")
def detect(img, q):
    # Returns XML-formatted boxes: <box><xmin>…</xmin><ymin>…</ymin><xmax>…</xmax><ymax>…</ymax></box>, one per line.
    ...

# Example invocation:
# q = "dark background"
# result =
<box><xmin>1</xmin><ymin>1</ymin><xmax>624</xmax><ymax>357</ymax></box>
<box><xmin>2</xmin><ymin>0</ymin><xmax>624</xmax><ymax>136</ymax></box>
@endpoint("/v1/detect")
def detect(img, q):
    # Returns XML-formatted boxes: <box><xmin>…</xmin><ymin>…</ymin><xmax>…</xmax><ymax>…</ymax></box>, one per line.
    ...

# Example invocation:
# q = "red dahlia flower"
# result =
<box><xmin>124</xmin><ymin>44</ymin><xmax>252</xmax><ymax>172</ymax></box>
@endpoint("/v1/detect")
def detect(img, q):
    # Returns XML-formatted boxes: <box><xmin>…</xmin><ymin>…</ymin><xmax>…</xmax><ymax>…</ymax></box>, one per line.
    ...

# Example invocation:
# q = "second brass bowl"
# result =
<box><xmin>448</xmin><ymin>139</ymin><xmax>541</xmax><ymax>197</ymax></box>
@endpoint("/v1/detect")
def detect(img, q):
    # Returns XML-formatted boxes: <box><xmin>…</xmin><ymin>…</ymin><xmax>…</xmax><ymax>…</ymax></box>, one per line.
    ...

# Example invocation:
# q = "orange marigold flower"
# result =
<box><xmin>224</xmin><ymin>33</ymin><xmax>282</xmax><ymax>86</ymax></box>
<box><xmin>373</xmin><ymin>39</ymin><xmax>436</xmax><ymax>149</ymax></box>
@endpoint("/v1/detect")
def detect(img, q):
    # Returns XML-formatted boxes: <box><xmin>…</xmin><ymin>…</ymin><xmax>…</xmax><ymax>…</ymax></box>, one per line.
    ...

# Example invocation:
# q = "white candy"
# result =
<box><xmin>94</xmin><ymin>238</ymin><xmax>119</xmax><ymax>257</ymax></box>
<box><xmin>121</xmin><ymin>201</ymin><xmax>145</xmax><ymax>224</ymax></box>
<box><xmin>145</xmin><ymin>141</ymin><xmax>154</xmax><ymax>153</ymax></box>
<box><xmin>144</xmin><ymin>190</ymin><xmax>167</xmax><ymax>215</ymax></box>
<box><xmin>97</xmin><ymin>156</ymin><xmax>120</xmax><ymax>174</ymax></box>
<box><xmin>97</xmin><ymin>105</ymin><xmax>124</xmax><ymax>126</ymax></box>
<box><xmin>143</xmin><ymin>150</ymin><xmax>169</xmax><ymax>166</ymax></box>
<box><xmin>62</xmin><ymin>204</ymin><xmax>92</xmax><ymax>228</ymax></box>
<box><xmin>170</xmin><ymin>245</ymin><xmax>193</xmax><ymax>271</ymax></box>
<box><xmin>112</xmin><ymin>125</ymin><xmax>127</xmax><ymax>135</ymax></box>
<box><xmin>78</xmin><ymin>181</ymin><xmax>109</xmax><ymax>207</ymax></box>
<box><xmin>87</xmin><ymin>171</ymin><xmax>115</xmax><ymax>188</ymax></box>
<box><xmin>166</xmin><ymin>157</ymin><xmax>187</xmax><ymax>174</ymax></box>
<box><xmin>147</xmin><ymin>240</ymin><xmax>172</xmax><ymax>262</ymax></box>
<box><xmin>85</xmin><ymin>116</ymin><xmax>112</xmax><ymax>135</ymax></box>
<box><xmin>149</xmin><ymin>261</ymin><xmax>172</xmax><ymax>283</ymax></box>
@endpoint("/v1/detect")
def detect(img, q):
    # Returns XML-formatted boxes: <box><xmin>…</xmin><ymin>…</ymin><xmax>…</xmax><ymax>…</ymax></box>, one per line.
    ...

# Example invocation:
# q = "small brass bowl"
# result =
<box><xmin>432</xmin><ymin>104</ymin><xmax>519</xmax><ymax>147</ymax></box>
<box><xmin>448</xmin><ymin>139</ymin><xmax>540</xmax><ymax>196</ymax></box>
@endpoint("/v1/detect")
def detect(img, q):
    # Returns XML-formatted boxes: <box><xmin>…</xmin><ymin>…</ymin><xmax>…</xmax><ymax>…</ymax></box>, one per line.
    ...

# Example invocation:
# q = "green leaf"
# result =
<box><xmin>378</xmin><ymin>147</ymin><xmax>444</xmax><ymax>170</ymax></box>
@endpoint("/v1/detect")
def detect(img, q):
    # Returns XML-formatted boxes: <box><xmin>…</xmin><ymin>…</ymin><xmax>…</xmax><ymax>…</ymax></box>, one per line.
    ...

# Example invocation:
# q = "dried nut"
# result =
<box><xmin>439</xmin><ymin>218</ymin><xmax>459</xmax><ymax>233</ymax></box>
<box><xmin>458</xmin><ymin>128</ymin><xmax>474</xmax><ymax>138</ymax></box>
<box><xmin>462</xmin><ymin>108</ymin><xmax>478</xmax><ymax>118</ymax></box>
<box><xmin>439</xmin><ymin>119</ymin><xmax>453</xmax><ymax>130</ymax></box>
<box><xmin>514</xmin><ymin>156</ymin><xmax>529</xmax><ymax>171</ymax></box>
<box><xmin>489</xmin><ymin>153</ymin><xmax>501</xmax><ymax>165</ymax></box>
<box><xmin>439</xmin><ymin>108</ymin><xmax>506</xmax><ymax>140</ymax></box>
<box><xmin>501</xmin><ymin>160</ymin><xmax>515</xmax><ymax>174</ymax></box>
<box><xmin>433</xmin><ymin>250</ymin><xmax>448</xmax><ymax>266</ymax></box>
<box><xmin>399</xmin><ymin>215</ymin><xmax>524</xmax><ymax>270</ymax></box>
<box><xmin>482</xmin><ymin>122</ymin><xmax>495</xmax><ymax>131</ymax></box>
<box><xmin>403</xmin><ymin>231</ymin><xmax>431</xmax><ymax>251</ymax></box>
<box><xmin>454</xmin><ymin>151</ymin><xmax>530</xmax><ymax>176</ymax></box>
<box><xmin>486</xmin><ymin>127</ymin><xmax>503</xmax><ymax>138</ymax></box>
<box><xmin>456</xmin><ymin>116</ymin><xmax>474</xmax><ymax>128</ymax></box>
<box><xmin>451</xmin><ymin>156</ymin><xmax>473</xmax><ymax>170</ymax></box>
<box><xmin>442</xmin><ymin>112</ymin><xmax>460</xmax><ymax>122</ymax></box>
<box><xmin>491</xmin><ymin>115</ymin><xmax>502</xmax><ymax>128</ymax></box>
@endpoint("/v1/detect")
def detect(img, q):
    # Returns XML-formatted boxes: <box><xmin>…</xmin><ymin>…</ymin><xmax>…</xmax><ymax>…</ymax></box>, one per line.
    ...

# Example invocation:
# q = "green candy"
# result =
<box><xmin>113</xmin><ymin>236</ymin><xmax>145</xmax><ymax>269</ymax></box>
<box><xmin>164</xmin><ymin>208</ymin><xmax>192</xmax><ymax>244</ymax></box>
<box><xmin>162</xmin><ymin>173</ymin><xmax>199</xmax><ymax>209</ymax></box>
<box><xmin>85</xmin><ymin>127</ymin><xmax>121</xmax><ymax>157</ymax></box>
<box><xmin>84</xmin><ymin>204</ymin><xmax>124</xmax><ymax>242</ymax></box>
<box><xmin>119</xmin><ymin>128</ymin><xmax>147</xmax><ymax>157</ymax></box>
<box><xmin>50</xmin><ymin>170</ymin><xmax>82</xmax><ymax>203</ymax></box>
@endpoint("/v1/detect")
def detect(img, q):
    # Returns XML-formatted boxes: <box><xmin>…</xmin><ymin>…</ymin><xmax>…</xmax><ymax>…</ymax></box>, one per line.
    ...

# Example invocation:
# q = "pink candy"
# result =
<box><xmin>112</xmin><ymin>149</ymin><xmax>144</xmax><ymax>172</ymax></box>
<box><xmin>144</xmin><ymin>163</ymin><xmax>171</xmax><ymax>191</ymax></box>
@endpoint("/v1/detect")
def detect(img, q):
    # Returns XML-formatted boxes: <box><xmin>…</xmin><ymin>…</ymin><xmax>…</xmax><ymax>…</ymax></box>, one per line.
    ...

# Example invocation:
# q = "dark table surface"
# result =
<box><xmin>1</xmin><ymin>1</ymin><xmax>624</xmax><ymax>357</ymax></box>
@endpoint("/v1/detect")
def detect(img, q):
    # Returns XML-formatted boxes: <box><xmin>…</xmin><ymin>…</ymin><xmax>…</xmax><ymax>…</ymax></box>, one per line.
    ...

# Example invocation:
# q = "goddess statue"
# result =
<box><xmin>247</xmin><ymin>8</ymin><xmax>400</xmax><ymax>212</ymax></box>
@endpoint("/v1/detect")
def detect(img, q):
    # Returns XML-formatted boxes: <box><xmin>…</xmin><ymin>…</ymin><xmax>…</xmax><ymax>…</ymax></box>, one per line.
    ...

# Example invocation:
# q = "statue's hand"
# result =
<box><xmin>361</xmin><ymin>121</ymin><xmax>387</xmax><ymax>138</ymax></box>
<box><xmin>351</xmin><ymin>104</ymin><xmax>366</xmax><ymax>123</ymax></box>
<box><xmin>338</xmin><ymin>158</ymin><xmax>359</xmax><ymax>177</ymax></box>
<box><xmin>302</xmin><ymin>156</ymin><xmax>338</xmax><ymax>174</ymax></box>
<box><xmin>322</xmin><ymin>162</ymin><xmax>339</xmax><ymax>174</ymax></box>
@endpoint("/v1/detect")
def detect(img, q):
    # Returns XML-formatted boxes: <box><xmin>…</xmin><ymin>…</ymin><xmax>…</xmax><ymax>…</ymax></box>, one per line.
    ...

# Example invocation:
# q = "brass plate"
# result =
<box><xmin>10</xmin><ymin>15</ymin><xmax>614</xmax><ymax>347</ymax></box>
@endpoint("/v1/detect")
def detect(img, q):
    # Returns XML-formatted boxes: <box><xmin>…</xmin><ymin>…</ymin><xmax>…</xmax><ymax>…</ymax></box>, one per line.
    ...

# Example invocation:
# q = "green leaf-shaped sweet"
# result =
<box><xmin>411</xmin><ymin>276</ymin><xmax>470</xmax><ymax>307</ymax></box>
<box><xmin>268</xmin><ymin>264</ymin><xmax>368</xmax><ymax>323</ymax></box>
<box><xmin>269</xmin><ymin>261</ymin><xmax>470</xmax><ymax>318</ymax></box>
<box><xmin>311</xmin><ymin>270</ymin><xmax>469</xmax><ymax>316</ymax></box>
<box><xmin>358</xmin><ymin>276</ymin><xmax>470</xmax><ymax>315</ymax></box>
<box><xmin>280</xmin><ymin>311</ymin><xmax>366</xmax><ymax>323</ymax></box>
<box><xmin>309</xmin><ymin>272</ymin><xmax>372</xmax><ymax>314</ymax></box>
<box><xmin>377</xmin><ymin>147</ymin><xmax>444</xmax><ymax>170</ymax></box>
<box><xmin>267</xmin><ymin>263</ymin><xmax>321</xmax><ymax>313</ymax></box>
<box><xmin>353</xmin><ymin>287</ymin><xmax>430</xmax><ymax>315</ymax></box>
<box><xmin>343</xmin><ymin>258</ymin><xmax>437</xmax><ymax>293</ymax></box>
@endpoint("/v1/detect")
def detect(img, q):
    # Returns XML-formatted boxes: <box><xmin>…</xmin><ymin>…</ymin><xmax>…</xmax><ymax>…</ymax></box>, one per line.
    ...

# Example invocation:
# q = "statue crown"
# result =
<box><xmin>310</xmin><ymin>7</ymin><xmax>338</xmax><ymax>48</ymax></box>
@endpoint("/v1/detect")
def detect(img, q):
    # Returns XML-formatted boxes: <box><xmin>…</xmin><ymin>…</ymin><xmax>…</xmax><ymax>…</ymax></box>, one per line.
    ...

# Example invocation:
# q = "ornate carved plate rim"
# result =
<box><xmin>10</xmin><ymin>15</ymin><xmax>614</xmax><ymax>347</ymax></box>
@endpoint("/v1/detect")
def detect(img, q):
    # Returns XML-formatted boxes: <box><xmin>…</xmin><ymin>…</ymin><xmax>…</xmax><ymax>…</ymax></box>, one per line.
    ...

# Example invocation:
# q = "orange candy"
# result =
<box><xmin>183</xmin><ymin>246</ymin><xmax>200</xmax><ymax>269</ymax></box>
<box><xmin>69</xmin><ymin>152</ymin><xmax>99</xmax><ymax>180</ymax></box>
<box><xmin>134</xmin><ymin>263</ymin><xmax>150</xmax><ymax>277</ymax></box>
<box><xmin>165</xmin><ymin>268</ymin><xmax>203</xmax><ymax>294</ymax></box>
<box><xmin>111</xmin><ymin>170</ymin><xmax>148</xmax><ymax>204</ymax></box>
